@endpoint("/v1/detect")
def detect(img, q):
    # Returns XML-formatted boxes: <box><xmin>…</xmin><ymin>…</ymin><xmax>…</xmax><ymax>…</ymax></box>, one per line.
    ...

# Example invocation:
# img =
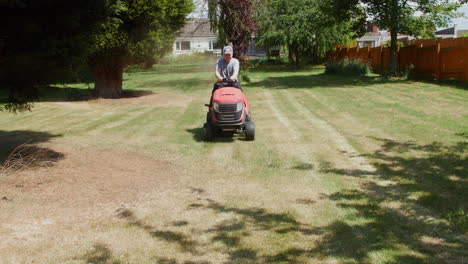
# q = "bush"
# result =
<box><xmin>381</xmin><ymin>64</ymin><xmax>414</xmax><ymax>79</ymax></box>
<box><xmin>325</xmin><ymin>59</ymin><xmax>370</xmax><ymax>76</ymax></box>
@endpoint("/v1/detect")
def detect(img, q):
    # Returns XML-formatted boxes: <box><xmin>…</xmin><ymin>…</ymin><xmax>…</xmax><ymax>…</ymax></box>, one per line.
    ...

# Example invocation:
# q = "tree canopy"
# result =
<box><xmin>0</xmin><ymin>0</ymin><xmax>109</xmax><ymax>112</ymax></box>
<box><xmin>255</xmin><ymin>0</ymin><xmax>366</xmax><ymax>65</ymax></box>
<box><xmin>90</xmin><ymin>0</ymin><xmax>193</xmax><ymax>98</ymax></box>
<box><xmin>207</xmin><ymin>0</ymin><xmax>257</xmax><ymax>60</ymax></box>
<box><xmin>0</xmin><ymin>0</ymin><xmax>193</xmax><ymax>111</ymax></box>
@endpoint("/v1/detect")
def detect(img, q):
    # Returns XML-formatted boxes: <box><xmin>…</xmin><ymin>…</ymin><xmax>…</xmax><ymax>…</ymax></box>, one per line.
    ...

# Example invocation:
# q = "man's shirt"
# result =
<box><xmin>216</xmin><ymin>57</ymin><xmax>240</xmax><ymax>80</ymax></box>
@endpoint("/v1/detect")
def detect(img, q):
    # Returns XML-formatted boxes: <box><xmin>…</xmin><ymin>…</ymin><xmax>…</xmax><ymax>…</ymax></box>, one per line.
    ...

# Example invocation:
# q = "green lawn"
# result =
<box><xmin>0</xmin><ymin>58</ymin><xmax>467</xmax><ymax>264</ymax></box>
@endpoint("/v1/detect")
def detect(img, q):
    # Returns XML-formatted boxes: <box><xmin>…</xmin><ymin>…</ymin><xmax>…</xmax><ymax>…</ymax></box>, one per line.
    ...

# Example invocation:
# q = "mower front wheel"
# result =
<box><xmin>203</xmin><ymin>123</ymin><xmax>214</xmax><ymax>141</ymax></box>
<box><xmin>245</xmin><ymin>121</ymin><xmax>255</xmax><ymax>141</ymax></box>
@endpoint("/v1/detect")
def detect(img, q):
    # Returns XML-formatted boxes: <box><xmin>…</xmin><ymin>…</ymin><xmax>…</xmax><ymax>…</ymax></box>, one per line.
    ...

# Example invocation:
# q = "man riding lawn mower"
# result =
<box><xmin>203</xmin><ymin>46</ymin><xmax>255</xmax><ymax>141</ymax></box>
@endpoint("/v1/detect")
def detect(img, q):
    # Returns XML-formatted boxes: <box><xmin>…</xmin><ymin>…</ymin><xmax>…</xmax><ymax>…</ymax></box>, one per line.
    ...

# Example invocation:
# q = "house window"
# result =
<box><xmin>209</xmin><ymin>40</ymin><xmax>218</xmax><ymax>50</ymax></box>
<box><xmin>176</xmin><ymin>41</ymin><xmax>191</xmax><ymax>51</ymax></box>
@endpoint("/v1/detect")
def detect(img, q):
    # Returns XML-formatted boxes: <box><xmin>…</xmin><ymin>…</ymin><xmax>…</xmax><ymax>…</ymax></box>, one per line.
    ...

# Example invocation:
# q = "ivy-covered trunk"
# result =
<box><xmin>288</xmin><ymin>45</ymin><xmax>299</xmax><ymax>66</ymax></box>
<box><xmin>389</xmin><ymin>29</ymin><xmax>398</xmax><ymax>76</ymax></box>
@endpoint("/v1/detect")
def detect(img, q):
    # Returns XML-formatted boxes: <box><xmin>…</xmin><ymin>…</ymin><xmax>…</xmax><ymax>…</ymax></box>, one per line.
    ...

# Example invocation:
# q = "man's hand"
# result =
<box><xmin>217</xmin><ymin>77</ymin><xmax>223</xmax><ymax>82</ymax></box>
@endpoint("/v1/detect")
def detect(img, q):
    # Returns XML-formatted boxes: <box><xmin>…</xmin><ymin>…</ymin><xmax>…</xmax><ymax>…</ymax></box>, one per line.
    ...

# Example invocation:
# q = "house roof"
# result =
<box><xmin>177</xmin><ymin>18</ymin><xmax>216</xmax><ymax>38</ymax></box>
<box><xmin>435</xmin><ymin>27</ymin><xmax>455</xmax><ymax>35</ymax></box>
<box><xmin>357</xmin><ymin>35</ymin><xmax>383</xmax><ymax>42</ymax></box>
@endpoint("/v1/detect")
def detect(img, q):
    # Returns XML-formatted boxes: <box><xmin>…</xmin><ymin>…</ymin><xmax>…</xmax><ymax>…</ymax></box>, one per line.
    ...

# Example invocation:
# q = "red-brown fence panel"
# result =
<box><xmin>382</xmin><ymin>47</ymin><xmax>391</xmax><ymax>71</ymax></box>
<box><xmin>326</xmin><ymin>37</ymin><xmax>468</xmax><ymax>82</ymax></box>
<box><xmin>414</xmin><ymin>45</ymin><xmax>438</xmax><ymax>78</ymax></box>
<box><xmin>369</xmin><ymin>47</ymin><xmax>382</xmax><ymax>72</ymax></box>
<box><xmin>440</xmin><ymin>46</ymin><xmax>465</xmax><ymax>80</ymax></box>
<box><xmin>348</xmin><ymin>47</ymin><xmax>358</xmax><ymax>60</ymax></box>
<box><xmin>399</xmin><ymin>45</ymin><xmax>417</xmax><ymax>69</ymax></box>
<box><xmin>358</xmin><ymin>47</ymin><xmax>371</xmax><ymax>63</ymax></box>
<box><xmin>339</xmin><ymin>48</ymin><xmax>348</xmax><ymax>60</ymax></box>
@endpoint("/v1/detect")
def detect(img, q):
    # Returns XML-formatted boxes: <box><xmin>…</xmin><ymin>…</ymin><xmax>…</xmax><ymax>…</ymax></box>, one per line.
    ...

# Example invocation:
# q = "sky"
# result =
<box><xmin>189</xmin><ymin>1</ymin><xmax>468</xmax><ymax>30</ymax></box>
<box><xmin>452</xmin><ymin>4</ymin><xmax>468</xmax><ymax>29</ymax></box>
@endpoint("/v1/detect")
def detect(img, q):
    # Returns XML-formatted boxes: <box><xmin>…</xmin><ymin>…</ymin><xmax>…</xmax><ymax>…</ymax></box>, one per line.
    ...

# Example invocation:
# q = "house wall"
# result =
<box><xmin>173</xmin><ymin>37</ymin><xmax>220</xmax><ymax>56</ymax></box>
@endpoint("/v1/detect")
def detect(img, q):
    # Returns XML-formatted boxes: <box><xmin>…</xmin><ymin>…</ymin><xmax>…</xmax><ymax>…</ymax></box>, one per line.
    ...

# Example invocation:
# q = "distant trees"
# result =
<box><xmin>255</xmin><ymin>0</ymin><xmax>366</xmax><ymax>66</ymax></box>
<box><xmin>1</xmin><ymin>0</ymin><xmax>192</xmax><ymax>111</ymax></box>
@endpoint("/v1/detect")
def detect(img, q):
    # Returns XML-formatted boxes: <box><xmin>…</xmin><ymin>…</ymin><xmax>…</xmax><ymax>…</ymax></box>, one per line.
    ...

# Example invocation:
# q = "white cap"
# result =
<box><xmin>223</xmin><ymin>46</ymin><xmax>233</xmax><ymax>55</ymax></box>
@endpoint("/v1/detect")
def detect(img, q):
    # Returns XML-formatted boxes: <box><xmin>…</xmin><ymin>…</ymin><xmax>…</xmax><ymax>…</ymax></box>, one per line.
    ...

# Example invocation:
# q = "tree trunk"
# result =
<box><xmin>389</xmin><ymin>29</ymin><xmax>398</xmax><ymax>76</ymax></box>
<box><xmin>288</xmin><ymin>44</ymin><xmax>294</xmax><ymax>64</ymax></box>
<box><xmin>91</xmin><ymin>64</ymin><xmax>124</xmax><ymax>98</ymax></box>
<box><xmin>294</xmin><ymin>47</ymin><xmax>300</xmax><ymax>67</ymax></box>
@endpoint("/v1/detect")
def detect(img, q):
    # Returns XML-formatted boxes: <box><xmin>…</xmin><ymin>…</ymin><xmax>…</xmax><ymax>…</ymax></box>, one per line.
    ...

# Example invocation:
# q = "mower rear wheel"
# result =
<box><xmin>203</xmin><ymin>123</ymin><xmax>214</xmax><ymax>140</ymax></box>
<box><xmin>245</xmin><ymin>121</ymin><xmax>255</xmax><ymax>141</ymax></box>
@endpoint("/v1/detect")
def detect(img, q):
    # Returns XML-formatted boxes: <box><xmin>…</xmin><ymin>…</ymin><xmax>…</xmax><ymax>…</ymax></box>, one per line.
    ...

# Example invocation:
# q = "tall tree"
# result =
<box><xmin>207</xmin><ymin>0</ymin><xmax>257</xmax><ymax>61</ymax></box>
<box><xmin>344</xmin><ymin>0</ymin><xmax>465</xmax><ymax>75</ymax></box>
<box><xmin>89</xmin><ymin>0</ymin><xmax>192</xmax><ymax>98</ymax></box>
<box><xmin>0</xmin><ymin>0</ymin><xmax>108</xmax><ymax>112</ymax></box>
<box><xmin>255</xmin><ymin>0</ymin><xmax>365</xmax><ymax>66</ymax></box>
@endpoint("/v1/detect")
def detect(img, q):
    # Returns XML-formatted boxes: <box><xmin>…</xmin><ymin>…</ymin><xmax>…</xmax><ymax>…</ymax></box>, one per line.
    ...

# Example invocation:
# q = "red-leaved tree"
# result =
<box><xmin>207</xmin><ymin>0</ymin><xmax>257</xmax><ymax>63</ymax></box>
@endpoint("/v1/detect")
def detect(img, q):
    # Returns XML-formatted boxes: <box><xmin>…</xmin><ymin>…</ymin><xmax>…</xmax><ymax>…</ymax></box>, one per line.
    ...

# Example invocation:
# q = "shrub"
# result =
<box><xmin>325</xmin><ymin>59</ymin><xmax>370</xmax><ymax>76</ymax></box>
<box><xmin>381</xmin><ymin>64</ymin><xmax>414</xmax><ymax>79</ymax></box>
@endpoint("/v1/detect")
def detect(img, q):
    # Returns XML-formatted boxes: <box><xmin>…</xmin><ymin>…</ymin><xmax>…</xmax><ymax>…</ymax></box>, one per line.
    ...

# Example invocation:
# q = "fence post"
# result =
<box><xmin>464</xmin><ymin>42</ymin><xmax>468</xmax><ymax>82</ymax></box>
<box><xmin>435</xmin><ymin>42</ymin><xmax>441</xmax><ymax>80</ymax></box>
<box><xmin>367</xmin><ymin>46</ymin><xmax>371</xmax><ymax>64</ymax></box>
<box><xmin>380</xmin><ymin>46</ymin><xmax>384</xmax><ymax>73</ymax></box>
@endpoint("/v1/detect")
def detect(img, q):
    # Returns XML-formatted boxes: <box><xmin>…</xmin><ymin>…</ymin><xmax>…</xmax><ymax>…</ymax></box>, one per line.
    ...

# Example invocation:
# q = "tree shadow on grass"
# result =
<box><xmin>249</xmin><ymin>64</ymin><xmax>324</xmax><ymax>73</ymax></box>
<box><xmin>76</xmin><ymin>243</ymin><xmax>122</xmax><ymax>264</ymax></box>
<box><xmin>246</xmin><ymin>73</ymin><xmax>410</xmax><ymax>90</ymax></box>
<box><xmin>108</xmin><ymin>141</ymin><xmax>467</xmax><ymax>264</ymax></box>
<box><xmin>113</xmin><ymin>194</ymin><xmax>321</xmax><ymax>263</ymax></box>
<box><xmin>247</xmin><ymin>64</ymin><xmax>468</xmax><ymax>91</ymax></box>
<box><xmin>136</xmin><ymin>78</ymin><xmax>211</xmax><ymax>92</ymax></box>
<box><xmin>316</xmin><ymin>135</ymin><xmax>468</xmax><ymax>263</ymax></box>
<box><xmin>33</xmin><ymin>86</ymin><xmax>155</xmax><ymax>103</ymax></box>
<box><xmin>0</xmin><ymin>130</ymin><xmax>64</xmax><ymax>171</ymax></box>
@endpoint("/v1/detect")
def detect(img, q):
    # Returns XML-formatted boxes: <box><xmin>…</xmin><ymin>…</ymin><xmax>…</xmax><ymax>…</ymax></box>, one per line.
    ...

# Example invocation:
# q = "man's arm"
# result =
<box><xmin>215</xmin><ymin>60</ymin><xmax>223</xmax><ymax>82</ymax></box>
<box><xmin>230</xmin><ymin>59</ymin><xmax>240</xmax><ymax>81</ymax></box>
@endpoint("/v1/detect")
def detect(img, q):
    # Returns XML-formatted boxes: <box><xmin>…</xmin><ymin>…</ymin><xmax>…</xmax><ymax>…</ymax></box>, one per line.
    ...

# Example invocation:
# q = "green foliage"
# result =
<box><xmin>255</xmin><ymin>0</ymin><xmax>366</xmax><ymax>65</ymax></box>
<box><xmin>446</xmin><ymin>209</ymin><xmax>468</xmax><ymax>233</ymax></box>
<box><xmin>325</xmin><ymin>59</ymin><xmax>370</xmax><ymax>76</ymax></box>
<box><xmin>357</xmin><ymin>0</ymin><xmax>463</xmax><ymax>38</ymax></box>
<box><xmin>381</xmin><ymin>64</ymin><xmax>415</xmax><ymax>79</ymax></box>
<box><xmin>0</xmin><ymin>0</ymin><xmax>109</xmax><ymax>112</ymax></box>
<box><xmin>89</xmin><ymin>0</ymin><xmax>193</xmax><ymax>67</ymax></box>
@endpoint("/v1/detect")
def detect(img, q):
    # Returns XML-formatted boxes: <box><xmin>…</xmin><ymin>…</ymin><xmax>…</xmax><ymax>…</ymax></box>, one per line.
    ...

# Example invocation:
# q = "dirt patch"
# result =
<box><xmin>0</xmin><ymin>144</ymin><xmax>177</xmax><ymax>246</ymax></box>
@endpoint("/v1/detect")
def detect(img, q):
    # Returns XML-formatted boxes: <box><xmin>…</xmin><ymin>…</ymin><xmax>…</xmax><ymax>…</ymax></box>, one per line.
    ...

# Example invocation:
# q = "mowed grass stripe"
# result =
<box><xmin>69</xmin><ymin>107</ymin><xmax>140</xmax><ymax>135</ymax></box>
<box><xmin>228</xmin><ymin>90</ymin><xmax>288</xmax><ymax>179</ymax></box>
<box><xmin>167</xmin><ymin>99</ymin><xmax>209</xmax><ymax>153</ymax></box>
<box><xmin>95</xmin><ymin>107</ymin><xmax>153</xmax><ymax>133</ymax></box>
<box><xmin>118</xmin><ymin>106</ymin><xmax>184</xmax><ymax>138</ymax></box>
<box><xmin>303</xmin><ymin>85</ymin><xmax>465</xmax><ymax>142</ymax></box>
<box><xmin>0</xmin><ymin>106</ymin><xmax>51</xmax><ymax>127</ymax></box>
<box><xmin>8</xmin><ymin>108</ymin><xmax>81</xmax><ymax>133</ymax></box>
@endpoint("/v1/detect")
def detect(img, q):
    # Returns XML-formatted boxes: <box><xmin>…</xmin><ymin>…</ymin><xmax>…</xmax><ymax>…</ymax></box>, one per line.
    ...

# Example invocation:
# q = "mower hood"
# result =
<box><xmin>212</xmin><ymin>87</ymin><xmax>244</xmax><ymax>103</ymax></box>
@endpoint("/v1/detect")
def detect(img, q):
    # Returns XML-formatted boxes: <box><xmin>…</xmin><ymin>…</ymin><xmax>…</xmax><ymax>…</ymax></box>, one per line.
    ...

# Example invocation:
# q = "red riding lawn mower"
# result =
<box><xmin>204</xmin><ymin>79</ymin><xmax>255</xmax><ymax>141</ymax></box>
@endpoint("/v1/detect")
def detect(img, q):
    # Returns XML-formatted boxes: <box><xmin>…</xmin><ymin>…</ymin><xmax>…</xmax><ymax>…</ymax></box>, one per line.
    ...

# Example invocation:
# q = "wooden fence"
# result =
<box><xmin>326</xmin><ymin>37</ymin><xmax>468</xmax><ymax>81</ymax></box>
